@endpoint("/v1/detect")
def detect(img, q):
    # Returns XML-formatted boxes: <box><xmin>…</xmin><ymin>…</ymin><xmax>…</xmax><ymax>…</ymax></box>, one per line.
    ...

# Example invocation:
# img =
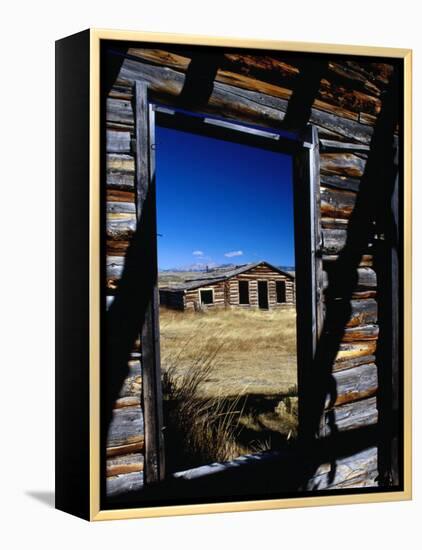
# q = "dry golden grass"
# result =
<box><xmin>160</xmin><ymin>306</ymin><xmax>297</xmax><ymax>397</ymax></box>
<box><xmin>160</xmin><ymin>307</ymin><xmax>298</xmax><ymax>470</ymax></box>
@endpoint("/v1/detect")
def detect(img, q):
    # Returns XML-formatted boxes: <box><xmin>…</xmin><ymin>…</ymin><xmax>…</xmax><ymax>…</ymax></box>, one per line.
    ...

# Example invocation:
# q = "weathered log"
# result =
<box><xmin>117</xmin><ymin>57</ymin><xmax>375</xmax><ymax>144</ymax></box>
<box><xmin>107</xmin><ymin>201</ymin><xmax>136</xmax><ymax>214</ymax></box>
<box><xmin>321</xmin><ymin>218</ymin><xmax>349</xmax><ymax>230</ymax></box>
<box><xmin>117</xmin><ymin>365</ymin><xmax>142</xmax><ymax>401</ymax></box>
<box><xmin>318</xmin><ymin>80</ymin><xmax>381</xmax><ymax>116</ymax></box>
<box><xmin>351</xmin><ymin>291</ymin><xmax>376</xmax><ymax>300</ymax></box>
<box><xmin>346</xmin><ymin>299</ymin><xmax>377</xmax><ymax>327</ymax></box>
<box><xmin>323</xmin><ymin>254</ymin><xmax>373</xmax><ymax>267</ymax></box>
<box><xmin>342</xmin><ymin>324</ymin><xmax>379</xmax><ymax>342</ymax></box>
<box><xmin>328</xmin><ymin>62</ymin><xmax>381</xmax><ymax>96</ymax></box>
<box><xmin>106</xmin><ymin>130</ymin><xmax>131</xmax><ymax>153</ymax></box>
<box><xmin>106</xmin><ymin>98</ymin><xmax>134</xmax><ymax>127</ymax></box>
<box><xmin>107</xmin><ymin>153</ymin><xmax>135</xmax><ymax>173</ymax></box>
<box><xmin>323</xmin><ymin>266</ymin><xmax>377</xmax><ymax>290</ymax></box>
<box><xmin>320</xmin><ymin>153</ymin><xmax>366</xmax><ymax>178</ymax></box>
<box><xmin>106</xmin><ymin>453</ymin><xmax>144</xmax><ymax>477</ymax></box>
<box><xmin>321</xmin><ymin>396</ymin><xmax>378</xmax><ymax>435</ymax></box>
<box><xmin>327</xmin><ymin>362</ymin><xmax>378</xmax><ymax>407</ymax></box>
<box><xmin>216</xmin><ymin>53</ymin><xmax>381</xmax><ymax>117</ymax></box>
<box><xmin>107</xmin><ymin>153</ymin><xmax>135</xmax><ymax>190</ymax></box>
<box><xmin>335</xmin><ymin>341</ymin><xmax>377</xmax><ymax>362</ymax></box>
<box><xmin>320</xmin><ymin>173</ymin><xmax>360</xmax><ymax>193</ymax></box>
<box><xmin>114</xmin><ymin>396</ymin><xmax>141</xmax><ymax>409</ymax></box>
<box><xmin>321</xmin><ymin>186</ymin><xmax>356</xmax><ymax>219</ymax></box>
<box><xmin>106</xmin><ymin>471</ymin><xmax>144</xmax><ymax>497</ymax></box>
<box><xmin>333</xmin><ymin>353</ymin><xmax>376</xmax><ymax>372</ymax></box>
<box><xmin>108</xmin><ymin>79</ymin><xmax>133</xmax><ymax>101</ymax></box>
<box><xmin>307</xmin><ymin>446</ymin><xmax>378</xmax><ymax>490</ymax></box>
<box><xmin>320</xmin><ymin>298</ymin><xmax>378</xmax><ymax>329</ymax></box>
<box><xmin>107</xmin><ymin>406</ymin><xmax>144</xmax><ymax>450</ymax></box>
<box><xmin>319</xmin><ymin>138</ymin><xmax>370</xmax><ymax>154</ymax></box>
<box><xmin>106</xmin><ymin>440</ymin><xmax>144</xmax><ymax>458</ymax></box>
<box><xmin>309</xmin><ymin>107</ymin><xmax>373</xmax><ymax>144</ymax></box>
<box><xmin>107</xmin><ymin>188</ymin><xmax>135</xmax><ymax>203</ymax></box>
<box><xmin>344</xmin><ymin>61</ymin><xmax>394</xmax><ymax>88</ymax></box>
<box><xmin>106</xmin><ymin>213</ymin><xmax>136</xmax><ymax>241</ymax></box>
<box><xmin>106</xmin><ymin>239</ymin><xmax>129</xmax><ymax>256</ymax></box>
<box><xmin>322</xmin><ymin>228</ymin><xmax>347</xmax><ymax>255</ymax></box>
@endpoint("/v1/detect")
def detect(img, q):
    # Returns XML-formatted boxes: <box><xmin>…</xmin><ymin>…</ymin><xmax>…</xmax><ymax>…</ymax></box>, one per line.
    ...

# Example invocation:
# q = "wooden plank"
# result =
<box><xmin>117</xmin><ymin>56</ymin><xmax>374</xmax><ymax>144</ymax></box>
<box><xmin>345</xmin><ymin>299</ymin><xmax>377</xmax><ymax>327</ymax></box>
<box><xmin>106</xmin><ymin>130</ymin><xmax>131</xmax><ymax>153</ymax></box>
<box><xmin>106</xmin><ymin>471</ymin><xmax>144</xmax><ymax>497</ymax></box>
<box><xmin>135</xmin><ymin>82</ymin><xmax>165</xmax><ymax>484</ymax></box>
<box><xmin>342</xmin><ymin>324</ymin><xmax>379</xmax><ymax>342</ymax></box>
<box><xmin>106</xmin><ymin>188</ymin><xmax>135</xmax><ymax>203</ymax></box>
<box><xmin>106</xmin><ymin>97</ymin><xmax>134</xmax><ymax>126</ymax></box>
<box><xmin>106</xmin><ymin>453</ymin><xmax>144</xmax><ymax>477</ymax></box>
<box><xmin>106</xmin><ymin>153</ymin><xmax>135</xmax><ymax>190</ymax></box>
<box><xmin>106</xmin><ymin>214</ymin><xmax>136</xmax><ymax>241</ymax></box>
<box><xmin>335</xmin><ymin>341</ymin><xmax>377</xmax><ymax>362</ymax></box>
<box><xmin>106</xmin><ymin>440</ymin><xmax>144</xmax><ymax>458</ymax></box>
<box><xmin>320</xmin><ymin>153</ymin><xmax>366</xmax><ymax>178</ymax></box>
<box><xmin>323</xmin><ymin>254</ymin><xmax>373</xmax><ymax>267</ymax></box>
<box><xmin>320</xmin><ymin>173</ymin><xmax>361</xmax><ymax>193</ymax></box>
<box><xmin>294</xmin><ymin>126</ymin><xmax>323</xmax><ymax>440</ymax></box>
<box><xmin>321</xmin><ymin>186</ymin><xmax>357</xmax><ymax>219</ymax></box>
<box><xmin>321</xmin><ymin>228</ymin><xmax>373</xmax><ymax>256</ymax></box>
<box><xmin>307</xmin><ymin>446</ymin><xmax>378</xmax><ymax>490</ymax></box>
<box><xmin>333</xmin><ymin>353</ymin><xmax>376</xmax><ymax>373</ymax></box>
<box><xmin>322</xmin><ymin>266</ymin><xmax>377</xmax><ymax>290</ymax></box>
<box><xmin>106</xmin><ymin>201</ymin><xmax>136</xmax><ymax>214</ymax></box>
<box><xmin>107</xmin><ymin>406</ymin><xmax>144</xmax><ymax>449</ymax></box>
<box><xmin>328</xmin><ymin>362</ymin><xmax>378</xmax><ymax>407</ymax></box>
<box><xmin>321</xmin><ymin>396</ymin><xmax>378</xmax><ymax>435</ymax></box>
<box><xmin>319</xmin><ymin>139</ymin><xmax>370</xmax><ymax>154</ymax></box>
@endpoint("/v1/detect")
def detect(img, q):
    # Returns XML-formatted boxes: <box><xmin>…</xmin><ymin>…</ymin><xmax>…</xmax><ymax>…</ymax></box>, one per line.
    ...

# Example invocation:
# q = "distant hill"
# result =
<box><xmin>159</xmin><ymin>262</ymin><xmax>236</xmax><ymax>273</ymax></box>
<box><xmin>159</xmin><ymin>263</ymin><xmax>295</xmax><ymax>275</ymax></box>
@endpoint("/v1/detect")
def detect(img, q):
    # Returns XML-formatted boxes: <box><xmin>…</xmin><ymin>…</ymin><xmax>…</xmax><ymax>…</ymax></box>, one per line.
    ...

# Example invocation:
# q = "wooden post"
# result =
<box><xmin>134</xmin><ymin>81</ymin><xmax>165</xmax><ymax>484</ymax></box>
<box><xmin>294</xmin><ymin>125</ymin><xmax>324</xmax><ymax>441</ymax></box>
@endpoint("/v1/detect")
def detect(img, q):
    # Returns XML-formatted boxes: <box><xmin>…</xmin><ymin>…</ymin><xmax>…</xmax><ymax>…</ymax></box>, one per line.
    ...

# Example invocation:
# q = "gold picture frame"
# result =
<box><xmin>55</xmin><ymin>28</ymin><xmax>412</xmax><ymax>521</ymax></box>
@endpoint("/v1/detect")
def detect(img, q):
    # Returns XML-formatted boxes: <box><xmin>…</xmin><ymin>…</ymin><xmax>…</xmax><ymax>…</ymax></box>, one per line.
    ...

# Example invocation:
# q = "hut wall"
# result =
<box><xmin>103</xmin><ymin>43</ymin><xmax>397</xmax><ymax>496</ymax></box>
<box><xmin>105</xmin><ymin>90</ymin><xmax>144</xmax><ymax>498</ymax></box>
<box><xmin>184</xmin><ymin>280</ymin><xmax>226</xmax><ymax>310</ymax></box>
<box><xmin>227</xmin><ymin>264</ymin><xmax>294</xmax><ymax>308</ymax></box>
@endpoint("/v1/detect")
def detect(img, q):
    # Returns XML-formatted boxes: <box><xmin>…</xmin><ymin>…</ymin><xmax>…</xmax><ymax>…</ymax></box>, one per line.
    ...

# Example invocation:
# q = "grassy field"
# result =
<box><xmin>159</xmin><ymin>307</ymin><xmax>298</xmax><ymax>471</ymax></box>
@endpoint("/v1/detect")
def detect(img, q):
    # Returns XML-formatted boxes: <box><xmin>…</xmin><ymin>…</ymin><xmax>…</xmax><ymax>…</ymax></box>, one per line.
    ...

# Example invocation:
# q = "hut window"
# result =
<box><xmin>239</xmin><ymin>281</ymin><xmax>249</xmax><ymax>304</ymax></box>
<box><xmin>276</xmin><ymin>281</ymin><xmax>286</xmax><ymax>303</ymax></box>
<box><xmin>200</xmin><ymin>289</ymin><xmax>213</xmax><ymax>305</ymax></box>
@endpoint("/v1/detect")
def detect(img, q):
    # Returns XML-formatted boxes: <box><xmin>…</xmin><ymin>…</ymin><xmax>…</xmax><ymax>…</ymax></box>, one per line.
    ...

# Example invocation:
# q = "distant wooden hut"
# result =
<box><xmin>159</xmin><ymin>261</ymin><xmax>295</xmax><ymax>311</ymax></box>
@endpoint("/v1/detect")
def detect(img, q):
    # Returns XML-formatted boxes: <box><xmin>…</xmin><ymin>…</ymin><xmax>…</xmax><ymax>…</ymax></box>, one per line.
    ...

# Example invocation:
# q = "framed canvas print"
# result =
<box><xmin>55</xmin><ymin>29</ymin><xmax>412</xmax><ymax>521</ymax></box>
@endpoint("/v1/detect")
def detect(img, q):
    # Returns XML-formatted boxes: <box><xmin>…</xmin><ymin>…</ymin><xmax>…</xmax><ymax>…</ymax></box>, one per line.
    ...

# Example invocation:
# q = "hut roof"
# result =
<box><xmin>159</xmin><ymin>261</ymin><xmax>295</xmax><ymax>292</ymax></box>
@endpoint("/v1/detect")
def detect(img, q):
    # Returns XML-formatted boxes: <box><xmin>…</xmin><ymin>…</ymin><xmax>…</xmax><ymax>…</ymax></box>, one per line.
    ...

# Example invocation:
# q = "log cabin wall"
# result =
<box><xmin>228</xmin><ymin>264</ymin><xmax>295</xmax><ymax>307</ymax></box>
<box><xmin>185</xmin><ymin>280</ymin><xmax>226</xmax><ymax>310</ymax></box>
<box><xmin>103</xmin><ymin>42</ymin><xmax>399</xmax><ymax>498</ymax></box>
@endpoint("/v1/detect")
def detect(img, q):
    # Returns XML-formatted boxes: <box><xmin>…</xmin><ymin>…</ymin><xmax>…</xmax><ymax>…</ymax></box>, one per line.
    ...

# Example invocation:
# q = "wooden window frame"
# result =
<box><xmin>134</xmin><ymin>83</ymin><xmax>323</xmax><ymax>484</ymax></box>
<box><xmin>199</xmin><ymin>287</ymin><xmax>215</xmax><ymax>305</ymax></box>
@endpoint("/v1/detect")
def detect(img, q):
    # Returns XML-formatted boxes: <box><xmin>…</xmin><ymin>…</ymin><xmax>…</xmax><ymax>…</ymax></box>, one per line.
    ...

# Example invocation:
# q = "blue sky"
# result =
<box><xmin>155</xmin><ymin>125</ymin><xmax>295</xmax><ymax>270</ymax></box>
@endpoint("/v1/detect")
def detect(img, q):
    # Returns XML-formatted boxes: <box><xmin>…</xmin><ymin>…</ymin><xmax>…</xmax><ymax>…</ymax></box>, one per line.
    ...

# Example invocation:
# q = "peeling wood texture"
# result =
<box><xmin>306</xmin><ymin>447</ymin><xmax>378</xmax><ymax>490</ymax></box>
<box><xmin>328</xmin><ymin>362</ymin><xmax>378</xmax><ymax>407</ymax></box>
<box><xmin>321</xmin><ymin>396</ymin><xmax>378</xmax><ymax>435</ymax></box>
